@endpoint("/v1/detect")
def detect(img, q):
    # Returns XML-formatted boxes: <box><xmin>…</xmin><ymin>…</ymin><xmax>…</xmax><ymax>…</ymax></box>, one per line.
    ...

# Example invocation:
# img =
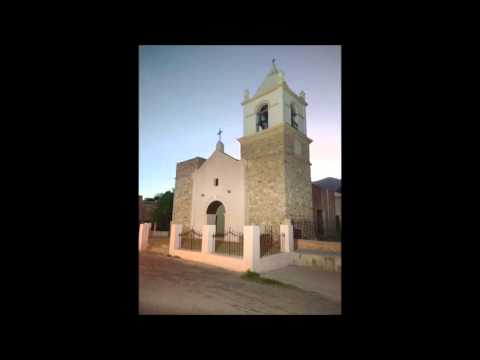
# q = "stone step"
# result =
<box><xmin>292</xmin><ymin>249</ymin><xmax>341</xmax><ymax>272</ymax></box>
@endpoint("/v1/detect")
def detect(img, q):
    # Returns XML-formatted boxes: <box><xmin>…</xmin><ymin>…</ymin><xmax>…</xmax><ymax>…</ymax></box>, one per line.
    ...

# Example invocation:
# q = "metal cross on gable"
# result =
<box><xmin>217</xmin><ymin>128</ymin><xmax>222</xmax><ymax>141</ymax></box>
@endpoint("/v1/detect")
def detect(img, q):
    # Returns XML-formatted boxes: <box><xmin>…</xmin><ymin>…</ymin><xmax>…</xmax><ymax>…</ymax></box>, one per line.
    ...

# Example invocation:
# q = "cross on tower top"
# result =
<box><xmin>217</xmin><ymin>128</ymin><xmax>222</xmax><ymax>141</ymax></box>
<box><xmin>272</xmin><ymin>57</ymin><xmax>276</xmax><ymax>65</ymax></box>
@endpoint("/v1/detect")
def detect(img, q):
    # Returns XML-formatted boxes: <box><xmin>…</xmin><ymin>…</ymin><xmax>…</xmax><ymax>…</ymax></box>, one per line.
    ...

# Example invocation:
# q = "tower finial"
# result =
<box><xmin>216</xmin><ymin>129</ymin><xmax>224</xmax><ymax>152</ymax></box>
<box><xmin>272</xmin><ymin>57</ymin><xmax>276</xmax><ymax>65</ymax></box>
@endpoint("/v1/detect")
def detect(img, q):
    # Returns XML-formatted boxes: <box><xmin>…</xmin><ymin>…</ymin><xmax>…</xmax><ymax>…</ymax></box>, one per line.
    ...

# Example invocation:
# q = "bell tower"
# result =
<box><xmin>241</xmin><ymin>59</ymin><xmax>308</xmax><ymax>137</ymax></box>
<box><xmin>238</xmin><ymin>60</ymin><xmax>314</xmax><ymax>226</ymax></box>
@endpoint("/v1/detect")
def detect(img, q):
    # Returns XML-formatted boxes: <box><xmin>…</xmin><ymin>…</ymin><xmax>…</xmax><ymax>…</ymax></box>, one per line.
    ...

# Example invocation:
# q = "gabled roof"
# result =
<box><xmin>312</xmin><ymin>177</ymin><xmax>342</xmax><ymax>193</ymax></box>
<box><xmin>177</xmin><ymin>156</ymin><xmax>206</xmax><ymax>165</ymax></box>
<box><xmin>197</xmin><ymin>148</ymin><xmax>240</xmax><ymax>172</ymax></box>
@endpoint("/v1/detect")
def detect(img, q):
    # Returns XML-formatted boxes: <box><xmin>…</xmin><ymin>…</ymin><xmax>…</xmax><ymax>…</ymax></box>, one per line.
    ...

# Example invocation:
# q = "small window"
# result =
<box><xmin>214</xmin><ymin>178</ymin><xmax>219</xmax><ymax>186</ymax></box>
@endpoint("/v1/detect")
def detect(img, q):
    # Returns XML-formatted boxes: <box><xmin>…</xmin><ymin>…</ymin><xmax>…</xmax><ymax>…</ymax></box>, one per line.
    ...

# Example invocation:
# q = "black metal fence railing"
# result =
<box><xmin>213</xmin><ymin>228</ymin><xmax>243</xmax><ymax>257</ymax></box>
<box><xmin>260</xmin><ymin>226</ymin><xmax>284</xmax><ymax>258</ymax></box>
<box><xmin>292</xmin><ymin>220</ymin><xmax>341</xmax><ymax>242</ymax></box>
<box><xmin>179</xmin><ymin>229</ymin><xmax>202</xmax><ymax>251</ymax></box>
<box><xmin>292</xmin><ymin>220</ymin><xmax>318</xmax><ymax>240</ymax></box>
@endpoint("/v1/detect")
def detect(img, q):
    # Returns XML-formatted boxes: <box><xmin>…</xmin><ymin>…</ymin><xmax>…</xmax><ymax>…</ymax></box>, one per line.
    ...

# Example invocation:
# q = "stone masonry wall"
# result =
<box><xmin>240</xmin><ymin>123</ymin><xmax>313</xmax><ymax>229</ymax></box>
<box><xmin>172</xmin><ymin>157</ymin><xmax>205</xmax><ymax>229</ymax></box>
<box><xmin>284</xmin><ymin>125</ymin><xmax>314</xmax><ymax>223</ymax></box>
<box><xmin>240</xmin><ymin>125</ymin><xmax>287</xmax><ymax>228</ymax></box>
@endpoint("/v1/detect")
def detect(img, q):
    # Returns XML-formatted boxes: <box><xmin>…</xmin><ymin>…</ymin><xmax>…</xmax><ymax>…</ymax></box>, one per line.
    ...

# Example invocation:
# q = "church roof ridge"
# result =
<box><xmin>208</xmin><ymin>148</ymin><xmax>240</xmax><ymax>162</ymax></box>
<box><xmin>220</xmin><ymin>151</ymin><xmax>240</xmax><ymax>161</ymax></box>
<box><xmin>196</xmin><ymin>149</ymin><xmax>240</xmax><ymax>172</ymax></box>
<box><xmin>177</xmin><ymin>156</ymin><xmax>206</xmax><ymax>165</ymax></box>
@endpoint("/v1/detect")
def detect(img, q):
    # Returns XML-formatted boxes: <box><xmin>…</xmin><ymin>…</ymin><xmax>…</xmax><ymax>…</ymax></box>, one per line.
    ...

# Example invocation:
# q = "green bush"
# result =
<box><xmin>240</xmin><ymin>270</ymin><xmax>295</xmax><ymax>288</ymax></box>
<box><xmin>152</xmin><ymin>191</ymin><xmax>174</xmax><ymax>231</ymax></box>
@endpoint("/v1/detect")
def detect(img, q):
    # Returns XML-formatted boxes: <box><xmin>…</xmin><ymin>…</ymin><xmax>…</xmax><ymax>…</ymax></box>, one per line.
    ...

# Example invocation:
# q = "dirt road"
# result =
<box><xmin>139</xmin><ymin>252</ymin><xmax>341</xmax><ymax>315</ymax></box>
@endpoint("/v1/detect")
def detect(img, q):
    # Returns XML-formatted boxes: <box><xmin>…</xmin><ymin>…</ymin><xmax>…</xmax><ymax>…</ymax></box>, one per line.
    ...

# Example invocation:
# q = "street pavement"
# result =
<box><xmin>261</xmin><ymin>265</ymin><xmax>341</xmax><ymax>303</ymax></box>
<box><xmin>139</xmin><ymin>252</ymin><xmax>341</xmax><ymax>315</ymax></box>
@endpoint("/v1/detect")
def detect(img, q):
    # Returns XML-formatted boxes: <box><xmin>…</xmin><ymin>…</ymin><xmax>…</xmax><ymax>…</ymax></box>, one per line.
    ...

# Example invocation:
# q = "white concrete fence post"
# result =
<box><xmin>280</xmin><ymin>224</ymin><xmax>294</xmax><ymax>253</ymax></box>
<box><xmin>243</xmin><ymin>225</ymin><xmax>260</xmax><ymax>272</ymax></box>
<box><xmin>146</xmin><ymin>222</ymin><xmax>151</xmax><ymax>242</ymax></box>
<box><xmin>202</xmin><ymin>225</ymin><xmax>216</xmax><ymax>254</ymax></box>
<box><xmin>145</xmin><ymin>223</ymin><xmax>151</xmax><ymax>249</ymax></box>
<box><xmin>139</xmin><ymin>222</ymin><xmax>151</xmax><ymax>252</ymax></box>
<box><xmin>138</xmin><ymin>223</ymin><xmax>144</xmax><ymax>251</ymax></box>
<box><xmin>169</xmin><ymin>224</ymin><xmax>183</xmax><ymax>255</ymax></box>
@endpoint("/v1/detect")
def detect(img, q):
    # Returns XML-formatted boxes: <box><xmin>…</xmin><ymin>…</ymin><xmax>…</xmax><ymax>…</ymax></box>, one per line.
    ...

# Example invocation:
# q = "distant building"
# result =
<box><xmin>139</xmin><ymin>195</ymin><xmax>158</xmax><ymax>225</ymax></box>
<box><xmin>312</xmin><ymin>179</ymin><xmax>341</xmax><ymax>239</ymax></box>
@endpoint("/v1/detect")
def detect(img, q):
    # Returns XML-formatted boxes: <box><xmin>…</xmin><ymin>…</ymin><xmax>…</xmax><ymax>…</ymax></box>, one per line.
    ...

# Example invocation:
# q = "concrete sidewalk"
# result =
<box><xmin>261</xmin><ymin>265</ymin><xmax>341</xmax><ymax>304</ymax></box>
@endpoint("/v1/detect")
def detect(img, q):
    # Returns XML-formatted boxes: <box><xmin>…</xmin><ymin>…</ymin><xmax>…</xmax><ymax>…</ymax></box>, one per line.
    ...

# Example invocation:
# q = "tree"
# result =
<box><xmin>152</xmin><ymin>191</ymin><xmax>174</xmax><ymax>231</ymax></box>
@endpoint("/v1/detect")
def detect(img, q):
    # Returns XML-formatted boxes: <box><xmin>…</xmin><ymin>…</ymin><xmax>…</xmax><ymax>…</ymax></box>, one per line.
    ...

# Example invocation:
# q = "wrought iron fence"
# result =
<box><xmin>292</xmin><ymin>220</ymin><xmax>318</xmax><ymax>240</ymax></box>
<box><xmin>260</xmin><ymin>225</ymin><xmax>284</xmax><ymax>257</ymax></box>
<box><xmin>179</xmin><ymin>228</ymin><xmax>202</xmax><ymax>251</ymax></box>
<box><xmin>292</xmin><ymin>220</ymin><xmax>341</xmax><ymax>242</ymax></box>
<box><xmin>213</xmin><ymin>228</ymin><xmax>243</xmax><ymax>257</ymax></box>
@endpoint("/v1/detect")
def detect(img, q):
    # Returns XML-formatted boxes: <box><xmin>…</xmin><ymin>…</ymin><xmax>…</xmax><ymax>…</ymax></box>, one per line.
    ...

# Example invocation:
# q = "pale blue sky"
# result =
<box><xmin>139</xmin><ymin>45</ymin><xmax>341</xmax><ymax>198</ymax></box>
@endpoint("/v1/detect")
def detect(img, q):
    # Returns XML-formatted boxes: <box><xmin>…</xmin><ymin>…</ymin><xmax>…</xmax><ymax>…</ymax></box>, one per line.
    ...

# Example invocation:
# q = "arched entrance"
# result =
<box><xmin>206</xmin><ymin>200</ymin><xmax>225</xmax><ymax>235</ymax></box>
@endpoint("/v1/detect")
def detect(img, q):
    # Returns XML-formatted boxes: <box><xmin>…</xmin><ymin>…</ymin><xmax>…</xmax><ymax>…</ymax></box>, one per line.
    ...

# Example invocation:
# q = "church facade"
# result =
<box><xmin>172</xmin><ymin>61</ymin><xmax>314</xmax><ymax>234</ymax></box>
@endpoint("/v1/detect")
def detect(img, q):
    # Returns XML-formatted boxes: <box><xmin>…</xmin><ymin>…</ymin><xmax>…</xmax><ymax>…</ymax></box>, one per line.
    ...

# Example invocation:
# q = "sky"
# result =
<box><xmin>139</xmin><ymin>45</ymin><xmax>341</xmax><ymax>198</ymax></box>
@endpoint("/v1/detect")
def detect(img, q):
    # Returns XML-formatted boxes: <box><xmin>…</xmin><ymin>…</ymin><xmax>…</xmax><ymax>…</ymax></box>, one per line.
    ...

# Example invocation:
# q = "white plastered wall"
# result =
<box><xmin>169</xmin><ymin>224</ymin><xmax>296</xmax><ymax>273</ymax></box>
<box><xmin>243</xmin><ymin>86</ymin><xmax>307</xmax><ymax>137</ymax></box>
<box><xmin>243</xmin><ymin>87</ymin><xmax>284</xmax><ymax>137</ymax></box>
<box><xmin>191</xmin><ymin>150</ymin><xmax>246</xmax><ymax>233</ymax></box>
<box><xmin>283</xmin><ymin>89</ymin><xmax>307</xmax><ymax>135</ymax></box>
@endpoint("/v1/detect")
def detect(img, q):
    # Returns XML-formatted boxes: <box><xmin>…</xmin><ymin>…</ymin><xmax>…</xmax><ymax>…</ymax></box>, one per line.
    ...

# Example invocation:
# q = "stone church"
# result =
<box><xmin>172</xmin><ymin>61</ymin><xmax>314</xmax><ymax>234</ymax></box>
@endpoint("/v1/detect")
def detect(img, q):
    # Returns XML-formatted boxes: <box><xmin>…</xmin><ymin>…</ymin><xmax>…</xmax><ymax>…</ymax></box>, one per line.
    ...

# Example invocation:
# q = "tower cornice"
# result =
<box><xmin>237</xmin><ymin>122</ymin><xmax>313</xmax><ymax>145</ymax></box>
<box><xmin>241</xmin><ymin>83</ymin><xmax>308</xmax><ymax>106</ymax></box>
